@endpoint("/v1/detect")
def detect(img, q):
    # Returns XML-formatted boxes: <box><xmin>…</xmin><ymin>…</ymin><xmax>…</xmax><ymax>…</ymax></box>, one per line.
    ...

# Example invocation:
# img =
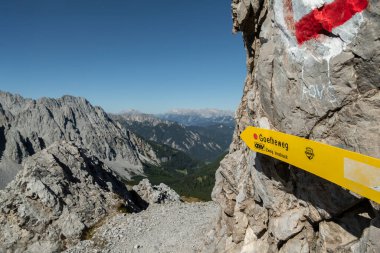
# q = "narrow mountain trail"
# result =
<box><xmin>65</xmin><ymin>202</ymin><xmax>220</xmax><ymax>253</ymax></box>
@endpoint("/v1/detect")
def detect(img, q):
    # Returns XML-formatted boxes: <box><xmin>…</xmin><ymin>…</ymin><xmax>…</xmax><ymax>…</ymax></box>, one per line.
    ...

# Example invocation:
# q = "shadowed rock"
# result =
<box><xmin>0</xmin><ymin>141</ymin><xmax>146</xmax><ymax>252</ymax></box>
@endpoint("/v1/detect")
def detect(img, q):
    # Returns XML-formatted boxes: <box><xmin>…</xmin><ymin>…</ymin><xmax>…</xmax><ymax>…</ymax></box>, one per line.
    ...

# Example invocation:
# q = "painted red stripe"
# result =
<box><xmin>295</xmin><ymin>0</ymin><xmax>368</xmax><ymax>44</ymax></box>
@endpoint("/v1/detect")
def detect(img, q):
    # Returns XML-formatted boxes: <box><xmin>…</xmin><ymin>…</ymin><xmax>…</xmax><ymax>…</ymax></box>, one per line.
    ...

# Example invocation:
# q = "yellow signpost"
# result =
<box><xmin>241</xmin><ymin>126</ymin><xmax>380</xmax><ymax>203</ymax></box>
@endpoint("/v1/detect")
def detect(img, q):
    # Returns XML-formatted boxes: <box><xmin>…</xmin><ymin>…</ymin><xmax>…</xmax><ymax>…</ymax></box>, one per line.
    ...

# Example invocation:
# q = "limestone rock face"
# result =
<box><xmin>212</xmin><ymin>0</ymin><xmax>380</xmax><ymax>252</ymax></box>
<box><xmin>0</xmin><ymin>141</ymin><xmax>144</xmax><ymax>252</ymax></box>
<box><xmin>0</xmin><ymin>92</ymin><xmax>161</xmax><ymax>189</ymax></box>
<box><xmin>132</xmin><ymin>178</ymin><xmax>181</xmax><ymax>204</ymax></box>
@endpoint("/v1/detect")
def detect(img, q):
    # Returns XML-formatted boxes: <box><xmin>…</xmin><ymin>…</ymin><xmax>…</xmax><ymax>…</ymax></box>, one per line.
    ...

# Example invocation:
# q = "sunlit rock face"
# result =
<box><xmin>211</xmin><ymin>0</ymin><xmax>380</xmax><ymax>252</ymax></box>
<box><xmin>0</xmin><ymin>92</ymin><xmax>163</xmax><ymax>189</ymax></box>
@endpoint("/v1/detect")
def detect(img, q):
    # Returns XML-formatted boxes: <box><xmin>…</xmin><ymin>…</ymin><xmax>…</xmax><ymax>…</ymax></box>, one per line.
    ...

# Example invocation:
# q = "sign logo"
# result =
<box><xmin>255</xmin><ymin>143</ymin><xmax>265</xmax><ymax>150</ymax></box>
<box><xmin>305</xmin><ymin>147</ymin><xmax>315</xmax><ymax>160</ymax></box>
<box><xmin>254</xmin><ymin>133</ymin><xmax>265</xmax><ymax>150</ymax></box>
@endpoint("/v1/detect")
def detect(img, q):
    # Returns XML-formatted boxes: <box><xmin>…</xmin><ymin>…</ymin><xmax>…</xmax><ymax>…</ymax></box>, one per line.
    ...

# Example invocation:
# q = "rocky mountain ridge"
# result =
<box><xmin>0</xmin><ymin>91</ymin><xmax>222</xmax><ymax>202</ymax></box>
<box><xmin>0</xmin><ymin>91</ymin><xmax>164</xmax><ymax>189</ymax></box>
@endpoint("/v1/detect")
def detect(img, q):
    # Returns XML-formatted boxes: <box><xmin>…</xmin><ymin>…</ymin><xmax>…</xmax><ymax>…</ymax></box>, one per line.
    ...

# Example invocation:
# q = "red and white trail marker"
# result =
<box><xmin>283</xmin><ymin>0</ymin><xmax>369</xmax><ymax>45</ymax></box>
<box><xmin>273</xmin><ymin>0</ymin><xmax>369</xmax><ymax>103</ymax></box>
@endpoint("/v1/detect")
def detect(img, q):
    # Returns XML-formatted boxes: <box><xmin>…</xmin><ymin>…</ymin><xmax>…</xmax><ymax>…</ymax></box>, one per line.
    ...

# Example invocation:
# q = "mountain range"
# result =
<box><xmin>0</xmin><ymin>92</ymin><xmax>198</xmax><ymax>189</ymax></box>
<box><xmin>0</xmin><ymin>92</ymin><xmax>233</xmax><ymax>200</ymax></box>
<box><xmin>111</xmin><ymin>110</ymin><xmax>234</xmax><ymax>161</ymax></box>
<box><xmin>157</xmin><ymin>108</ymin><xmax>235</xmax><ymax>127</ymax></box>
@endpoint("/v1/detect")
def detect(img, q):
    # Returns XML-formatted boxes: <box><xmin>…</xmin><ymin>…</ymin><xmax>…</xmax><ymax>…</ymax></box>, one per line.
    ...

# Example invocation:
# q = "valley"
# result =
<box><xmin>0</xmin><ymin>91</ymin><xmax>233</xmax><ymax>252</ymax></box>
<box><xmin>0</xmin><ymin>0</ymin><xmax>378</xmax><ymax>252</ymax></box>
<box><xmin>0</xmin><ymin>92</ymin><xmax>234</xmax><ymax>201</ymax></box>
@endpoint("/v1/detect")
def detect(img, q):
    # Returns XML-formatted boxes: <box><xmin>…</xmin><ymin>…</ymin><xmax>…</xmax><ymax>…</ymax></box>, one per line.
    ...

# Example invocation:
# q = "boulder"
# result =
<box><xmin>132</xmin><ymin>179</ymin><xmax>181</xmax><ymax>204</ymax></box>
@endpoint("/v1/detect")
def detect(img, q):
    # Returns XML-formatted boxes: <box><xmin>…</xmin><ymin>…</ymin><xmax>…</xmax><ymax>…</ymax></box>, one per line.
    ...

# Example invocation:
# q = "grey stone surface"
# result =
<box><xmin>0</xmin><ymin>92</ymin><xmax>161</xmax><ymax>189</ymax></box>
<box><xmin>0</xmin><ymin>141</ymin><xmax>144</xmax><ymax>252</ymax></box>
<box><xmin>132</xmin><ymin>178</ymin><xmax>181</xmax><ymax>204</ymax></box>
<box><xmin>64</xmin><ymin>201</ymin><xmax>220</xmax><ymax>253</ymax></box>
<box><xmin>212</xmin><ymin>0</ymin><xmax>380</xmax><ymax>252</ymax></box>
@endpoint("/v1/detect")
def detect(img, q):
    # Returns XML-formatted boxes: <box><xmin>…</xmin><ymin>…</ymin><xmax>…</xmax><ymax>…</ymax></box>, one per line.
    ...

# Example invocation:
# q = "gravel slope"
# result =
<box><xmin>66</xmin><ymin>201</ymin><xmax>219</xmax><ymax>253</ymax></box>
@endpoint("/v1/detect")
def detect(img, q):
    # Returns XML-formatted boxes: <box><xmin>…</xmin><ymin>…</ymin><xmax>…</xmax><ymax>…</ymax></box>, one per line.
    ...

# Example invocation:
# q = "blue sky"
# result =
<box><xmin>0</xmin><ymin>0</ymin><xmax>246</xmax><ymax>113</ymax></box>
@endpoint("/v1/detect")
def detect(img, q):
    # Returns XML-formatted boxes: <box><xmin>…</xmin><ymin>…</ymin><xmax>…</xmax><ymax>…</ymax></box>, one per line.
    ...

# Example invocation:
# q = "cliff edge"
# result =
<box><xmin>212</xmin><ymin>0</ymin><xmax>380</xmax><ymax>252</ymax></box>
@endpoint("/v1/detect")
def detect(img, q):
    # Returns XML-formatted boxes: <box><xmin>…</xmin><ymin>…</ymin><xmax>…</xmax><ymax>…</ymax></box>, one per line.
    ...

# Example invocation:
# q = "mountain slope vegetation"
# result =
<box><xmin>111</xmin><ymin>111</ymin><xmax>234</xmax><ymax>161</ymax></box>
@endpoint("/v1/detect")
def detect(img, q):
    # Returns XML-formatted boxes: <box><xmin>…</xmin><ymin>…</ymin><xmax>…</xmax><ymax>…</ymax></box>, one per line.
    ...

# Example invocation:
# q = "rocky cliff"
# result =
<box><xmin>0</xmin><ymin>141</ymin><xmax>145</xmax><ymax>252</ymax></box>
<box><xmin>0</xmin><ymin>92</ymin><xmax>161</xmax><ymax>188</ymax></box>
<box><xmin>212</xmin><ymin>0</ymin><xmax>380</xmax><ymax>252</ymax></box>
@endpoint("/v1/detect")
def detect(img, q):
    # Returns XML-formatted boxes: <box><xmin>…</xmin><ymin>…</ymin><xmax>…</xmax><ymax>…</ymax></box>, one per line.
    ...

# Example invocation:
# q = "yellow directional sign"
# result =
<box><xmin>241</xmin><ymin>126</ymin><xmax>380</xmax><ymax>203</ymax></box>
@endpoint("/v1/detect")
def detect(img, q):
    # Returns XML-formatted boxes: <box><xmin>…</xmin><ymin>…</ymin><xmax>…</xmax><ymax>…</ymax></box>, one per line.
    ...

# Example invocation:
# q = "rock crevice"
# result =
<box><xmin>212</xmin><ymin>0</ymin><xmax>380</xmax><ymax>252</ymax></box>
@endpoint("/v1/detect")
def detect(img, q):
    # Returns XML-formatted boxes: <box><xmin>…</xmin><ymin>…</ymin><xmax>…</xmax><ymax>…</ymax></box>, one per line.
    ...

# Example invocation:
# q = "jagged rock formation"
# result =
<box><xmin>132</xmin><ymin>178</ymin><xmax>181</xmax><ymax>204</ymax></box>
<box><xmin>212</xmin><ymin>0</ymin><xmax>380</xmax><ymax>252</ymax></box>
<box><xmin>0</xmin><ymin>141</ymin><xmax>145</xmax><ymax>252</ymax></box>
<box><xmin>0</xmin><ymin>92</ymin><xmax>161</xmax><ymax>189</ymax></box>
<box><xmin>112</xmin><ymin>111</ymin><xmax>234</xmax><ymax>161</ymax></box>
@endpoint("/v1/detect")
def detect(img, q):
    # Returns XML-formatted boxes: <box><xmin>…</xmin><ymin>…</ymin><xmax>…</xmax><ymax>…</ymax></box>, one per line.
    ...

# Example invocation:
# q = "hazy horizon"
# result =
<box><xmin>0</xmin><ymin>89</ymin><xmax>236</xmax><ymax>115</ymax></box>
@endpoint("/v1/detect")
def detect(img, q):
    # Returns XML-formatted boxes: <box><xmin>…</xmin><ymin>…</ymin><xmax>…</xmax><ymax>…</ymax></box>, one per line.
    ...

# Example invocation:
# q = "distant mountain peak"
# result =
<box><xmin>113</xmin><ymin>110</ymin><xmax>173</xmax><ymax>126</ymax></box>
<box><xmin>157</xmin><ymin>109</ymin><xmax>235</xmax><ymax>127</ymax></box>
<box><xmin>119</xmin><ymin>109</ymin><xmax>144</xmax><ymax>115</ymax></box>
<box><xmin>166</xmin><ymin>108</ymin><xmax>234</xmax><ymax>118</ymax></box>
<box><xmin>112</xmin><ymin>108</ymin><xmax>235</xmax><ymax>161</ymax></box>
